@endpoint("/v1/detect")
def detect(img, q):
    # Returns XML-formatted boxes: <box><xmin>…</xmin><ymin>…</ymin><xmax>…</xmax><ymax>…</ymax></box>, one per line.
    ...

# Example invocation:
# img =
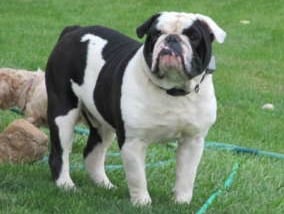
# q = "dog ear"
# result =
<box><xmin>195</xmin><ymin>14</ymin><xmax>226</xmax><ymax>43</ymax></box>
<box><xmin>136</xmin><ymin>13</ymin><xmax>161</xmax><ymax>38</ymax></box>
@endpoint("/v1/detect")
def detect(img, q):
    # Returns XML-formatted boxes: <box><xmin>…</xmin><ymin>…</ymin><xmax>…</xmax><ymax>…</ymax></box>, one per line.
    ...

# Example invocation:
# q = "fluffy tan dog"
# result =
<box><xmin>0</xmin><ymin>68</ymin><xmax>47</xmax><ymax>126</ymax></box>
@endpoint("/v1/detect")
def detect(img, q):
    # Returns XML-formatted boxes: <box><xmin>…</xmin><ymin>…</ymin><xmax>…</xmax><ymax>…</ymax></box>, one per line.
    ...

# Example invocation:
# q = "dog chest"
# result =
<box><xmin>123</xmin><ymin>97</ymin><xmax>216</xmax><ymax>142</ymax></box>
<box><xmin>121</xmin><ymin>56</ymin><xmax>217</xmax><ymax>142</ymax></box>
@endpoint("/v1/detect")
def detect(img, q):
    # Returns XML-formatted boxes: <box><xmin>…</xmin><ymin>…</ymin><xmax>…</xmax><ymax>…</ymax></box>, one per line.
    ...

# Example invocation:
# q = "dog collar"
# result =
<box><xmin>167</xmin><ymin>56</ymin><xmax>216</xmax><ymax>96</ymax></box>
<box><xmin>206</xmin><ymin>55</ymin><xmax>216</xmax><ymax>74</ymax></box>
<box><xmin>166</xmin><ymin>88</ymin><xmax>189</xmax><ymax>96</ymax></box>
<box><xmin>194</xmin><ymin>55</ymin><xmax>216</xmax><ymax>93</ymax></box>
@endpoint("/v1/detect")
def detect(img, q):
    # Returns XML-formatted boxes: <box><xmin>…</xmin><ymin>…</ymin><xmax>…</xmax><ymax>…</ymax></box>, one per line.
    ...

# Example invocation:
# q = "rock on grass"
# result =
<box><xmin>0</xmin><ymin>119</ymin><xmax>48</xmax><ymax>163</ymax></box>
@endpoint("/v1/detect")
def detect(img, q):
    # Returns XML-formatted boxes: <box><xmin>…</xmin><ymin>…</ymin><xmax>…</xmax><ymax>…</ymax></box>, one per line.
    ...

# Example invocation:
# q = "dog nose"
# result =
<box><xmin>159</xmin><ymin>48</ymin><xmax>173</xmax><ymax>56</ymax></box>
<box><xmin>165</xmin><ymin>35</ymin><xmax>180</xmax><ymax>43</ymax></box>
<box><xmin>164</xmin><ymin>35</ymin><xmax>183</xmax><ymax>56</ymax></box>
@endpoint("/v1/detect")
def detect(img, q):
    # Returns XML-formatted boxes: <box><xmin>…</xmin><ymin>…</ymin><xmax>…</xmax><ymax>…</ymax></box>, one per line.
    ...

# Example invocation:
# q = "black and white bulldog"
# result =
<box><xmin>45</xmin><ymin>11</ymin><xmax>226</xmax><ymax>206</ymax></box>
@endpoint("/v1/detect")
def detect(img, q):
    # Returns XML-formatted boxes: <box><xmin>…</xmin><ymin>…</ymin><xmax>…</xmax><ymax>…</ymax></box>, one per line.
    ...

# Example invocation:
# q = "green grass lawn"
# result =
<box><xmin>0</xmin><ymin>0</ymin><xmax>283</xmax><ymax>213</ymax></box>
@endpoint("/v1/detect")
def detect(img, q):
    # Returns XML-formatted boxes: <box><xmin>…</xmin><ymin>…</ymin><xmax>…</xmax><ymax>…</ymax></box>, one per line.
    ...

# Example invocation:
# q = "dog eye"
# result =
<box><xmin>189</xmin><ymin>32</ymin><xmax>200</xmax><ymax>41</ymax></box>
<box><xmin>183</xmin><ymin>28</ymin><xmax>200</xmax><ymax>43</ymax></box>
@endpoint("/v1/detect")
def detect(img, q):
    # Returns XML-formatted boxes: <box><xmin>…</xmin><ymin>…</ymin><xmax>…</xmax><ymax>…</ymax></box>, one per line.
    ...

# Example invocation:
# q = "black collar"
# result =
<box><xmin>166</xmin><ymin>88</ymin><xmax>189</xmax><ymax>96</ymax></box>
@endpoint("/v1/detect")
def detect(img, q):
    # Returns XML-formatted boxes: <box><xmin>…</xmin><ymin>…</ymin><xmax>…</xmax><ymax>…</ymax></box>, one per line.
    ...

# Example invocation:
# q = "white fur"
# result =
<box><xmin>72</xmin><ymin>34</ymin><xmax>112</xmax><ymax>129</ymax></box>
<box><xmin>55</xmin><ymin>108</ymin><xmax>80</xmax><ymax>188</ymax></box>
<box><xmin>157</xmin><ymin>12</ymin><xmax>226</xmax><ymax>43</ymax></box>
<box><xmin>147</xmin><ymin>12</ymin><xmax>226</xmax><ymax>93</ymax></box>
<box><xmin>151</xmin><ymin>34</ymin><xmax>193</xmax><ymax>85</ymax></box>
<box><xmin>55</xmin><ymin>12</ymin><xmax>224</xmax><ymax>205</ymax></box>
<box><xmin>174</xmin><ymin>136</ymin><xmax>205</xmax><ymax>203</ymax></box>
<box><xmin>157</xmin><ymin>12</ymin><xmax>196</xmax><ymax>34</ymax></box>
<box><xmin>122</xmin><ymin>48</ymin><xmax>217</xmax><ymax>141</ymax></box>
<box><xmin>85</xmin><ymin>128</ymin><xmax>115</xmax><ymax>189</ymax></box>
<box><xmin>72</xmin><ymin>34</ymin><xmax>115</xmax><ymax>189</ymax></box>
<box><xmin>121</xmin><ymin>139</ymin><xmax>151</xmax><ymax>205</ymax></box>
<box><xmin>195</xmin><ymin>14</ymin><xmax>226</xmax><ymax>43</ymax></box>
<box><xmin>120</xmin><ymin>47</ymin><xmax>217</xmax><ymax>205</ymax></box>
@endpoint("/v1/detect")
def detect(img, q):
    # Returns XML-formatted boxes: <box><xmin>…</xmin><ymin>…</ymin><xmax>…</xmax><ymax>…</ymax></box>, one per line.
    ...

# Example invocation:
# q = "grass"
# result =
<box><xmin>0</xmin><ymin>0</ymin><xmax>284</xmax><ymax>213</ymax></box>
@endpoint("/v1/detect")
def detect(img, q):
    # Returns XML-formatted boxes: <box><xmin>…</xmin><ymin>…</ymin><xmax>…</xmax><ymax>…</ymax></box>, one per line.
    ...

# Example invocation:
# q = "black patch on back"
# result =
<box><xmin>46</xmin><ymin>26</ymin><xmax>91</xmax><ymax>181</ymax></box>
<box><xmin>46</xmin><ymin>26</ymin><xmax>89</xmax><ymax>116</ymax></box>
<box><xmin>47</xmin><ymin>26</ymin><xmax>142</xmax><ymax>147</ymax></box>
<box><xmin>92</xmin><ymin>27</ymin><xmax>141</xmax><ymax>147</ymax></box>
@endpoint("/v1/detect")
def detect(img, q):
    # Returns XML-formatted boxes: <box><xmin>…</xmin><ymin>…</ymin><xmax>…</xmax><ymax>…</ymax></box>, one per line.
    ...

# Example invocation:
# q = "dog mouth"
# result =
<box><xmin>158</xmin><ymin>49</ymin><xmax>184</xmax><ymax>74</ymax></box>
<box><xmin>151</xmin><ymin>47</ymin><xmax>190</xmax><ymax>96</ymax></box>
<box><xmin>152</xmin><ymin>48</ymin><xmax>187</xmax><ymax>78</ymax></box>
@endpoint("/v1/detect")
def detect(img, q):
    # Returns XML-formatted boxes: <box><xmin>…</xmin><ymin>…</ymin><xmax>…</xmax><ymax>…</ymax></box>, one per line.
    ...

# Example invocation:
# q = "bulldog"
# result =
<box><xmin>45</xmin><ymin>11</ymin><xmax>226</xmax><ymax>206</ymax></box>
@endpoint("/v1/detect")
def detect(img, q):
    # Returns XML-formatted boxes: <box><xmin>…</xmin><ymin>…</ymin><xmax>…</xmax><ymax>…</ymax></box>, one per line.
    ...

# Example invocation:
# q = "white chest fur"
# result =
<box><xmin>121</xmin><ymin>48</ymin><xmax>217</xmax><ymax>143</ymax></box>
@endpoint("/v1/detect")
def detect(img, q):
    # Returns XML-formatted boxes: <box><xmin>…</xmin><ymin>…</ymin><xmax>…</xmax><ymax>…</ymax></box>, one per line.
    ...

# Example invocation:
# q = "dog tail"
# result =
<box><xmin>58</xmin><ymin>25</ymin><xmax>81</xmax><ymax>41</ymax></box>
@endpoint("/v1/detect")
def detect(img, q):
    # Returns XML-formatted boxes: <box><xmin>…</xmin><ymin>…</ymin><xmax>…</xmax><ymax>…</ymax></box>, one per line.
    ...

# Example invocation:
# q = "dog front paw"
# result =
<box><xmin>91</xmin><ymin>174</ymin><xmax>116</xmax><ymax>190</ymax></box>
<box><xmin>131</xmin><ymin>193</ymin><xmax>152</xmax><ymax>206</ymax></box>
<box><xmin>96</xmin><ymin>179</ymin><xmax>116</xmax><ymax>190</ymax></box>
<box><xmin>174</xmin><ymin>192</ymin><xmax>192</xmax><ymax>204</ymax></box>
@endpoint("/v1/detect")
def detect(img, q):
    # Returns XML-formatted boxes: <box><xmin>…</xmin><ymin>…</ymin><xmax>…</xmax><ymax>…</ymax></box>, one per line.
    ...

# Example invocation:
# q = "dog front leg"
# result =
<box><xmin>121</xmin><ymin>139</ymin><xmax>151</xmax><ymax>206</ymax></box>
<box><xmin>174</xmin><ymin>136</ymin><xmax>205</xmax><ymax>204</ymax></box>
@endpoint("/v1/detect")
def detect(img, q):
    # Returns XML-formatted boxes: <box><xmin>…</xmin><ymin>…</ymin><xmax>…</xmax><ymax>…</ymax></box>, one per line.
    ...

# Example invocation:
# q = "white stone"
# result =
<box><xmin>262</xmin><ymin>103</ymin><xmax>274</xmax><ymax>110</ymax></box>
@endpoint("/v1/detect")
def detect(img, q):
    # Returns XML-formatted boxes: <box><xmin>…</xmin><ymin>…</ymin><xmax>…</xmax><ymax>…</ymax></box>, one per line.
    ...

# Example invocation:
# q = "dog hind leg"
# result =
<box><xmin>84</xmin><ymin>126</ymin><xmax>115</xmax><ymax>189</ymax></box>
<box><xmin>48</xmin><ymin>106</ymin><xmax>80</xmax><ymax>189</ymax></box>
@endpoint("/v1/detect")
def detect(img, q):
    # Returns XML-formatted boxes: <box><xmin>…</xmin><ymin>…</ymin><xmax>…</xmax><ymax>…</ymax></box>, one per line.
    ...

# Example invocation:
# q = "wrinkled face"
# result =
<box><xmin>137</xmin><ymin>12</ymin><xmax>226</xmax><ymax>94</ymax></box>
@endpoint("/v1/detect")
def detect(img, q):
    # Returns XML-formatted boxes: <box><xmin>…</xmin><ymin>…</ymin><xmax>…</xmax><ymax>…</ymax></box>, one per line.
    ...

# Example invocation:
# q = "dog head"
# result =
<box><xmin>137</xmin><ymin>12</ymin><xmax>226</xmax><ymax>95</ymax></box>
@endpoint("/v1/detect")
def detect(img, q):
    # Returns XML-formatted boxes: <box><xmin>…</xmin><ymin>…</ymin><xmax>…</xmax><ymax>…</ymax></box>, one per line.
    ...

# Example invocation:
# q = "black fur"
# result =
<box><xmin>46</xmin><ymin>26</ymin><xmax>142</xmax><ymax>179</ymax></box>
<box><xmin>93</xmin><ymin>26</ymin><xmax>141</xmax><ymax>147</ymax></box>
<box><xmin>48</xmin><ymin>123</ymin><xmax>62</xmax><ymax>181</ymax></box>
<box><xmin>139</xmin><ymin>17</ymin><xmax>213</xmax><ymax>80</ymax></box>
<box><xmin>46</xmin><ymin>26</ymin><xmax>88</xmax><ymax>180</ymax></box>
<box><xmin>83</xmin><ymin>127</ymin><xmax>102</xmax><ymax>158</ymax></box>
<box><xmin>136</xmin><ymin>13</ymin><xmax>161</xmax><ymax>38</ymax></box>
<box><xmin>183</xmin><ymin>20</ymin><xmax>213</xmax><ymax>77</ymax></box>
<box><xmin>46</xmin><ymin>18</ymin><xmax>214</xmax><ymax>182</ymax></box>
<box><xmin>58</xmin><ymin>25</ymin><xmax>81</xmax><ymax>41</ymax></box>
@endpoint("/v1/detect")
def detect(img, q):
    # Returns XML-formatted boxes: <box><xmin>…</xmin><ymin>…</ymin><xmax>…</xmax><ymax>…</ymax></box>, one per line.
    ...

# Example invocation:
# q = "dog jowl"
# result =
<box><xmin>45</xmin><ymin>12</ymin><xmax>226</xmax><ymax>206</ymax></box>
